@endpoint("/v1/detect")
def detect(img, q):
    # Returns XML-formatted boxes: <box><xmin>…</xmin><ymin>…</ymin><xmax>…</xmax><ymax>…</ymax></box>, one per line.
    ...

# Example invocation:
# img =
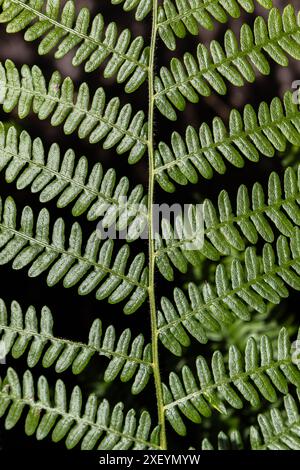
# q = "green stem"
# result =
<box><xmin>147</xmin><ymin>0</ymin><xmax>167</xmax><ymax>450</ymax></box>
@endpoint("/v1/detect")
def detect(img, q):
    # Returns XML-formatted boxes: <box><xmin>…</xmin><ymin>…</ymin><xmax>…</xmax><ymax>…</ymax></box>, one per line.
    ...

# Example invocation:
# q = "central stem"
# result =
<box><xmin>147</xmin><ymin>0</ymin><xmax>167</xmax><ymax>450</ymax></box>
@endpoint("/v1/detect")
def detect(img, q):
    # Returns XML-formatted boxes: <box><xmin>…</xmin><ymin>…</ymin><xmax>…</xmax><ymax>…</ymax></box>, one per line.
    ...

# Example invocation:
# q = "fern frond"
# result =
<box><xmin>0</xmin><ymin>195</ymin><xmax>148</xmax><ymax>314</ymax></box>
<box><xmin>0</xmin><ymin>60</ymin><xmax>148</xmax><ymax>164</ymax></box>
<box><xmin>202</xmin><ymin>391</ymin><xmax>300</xmax><ymax>449</ymax></box>
<box><xmin>111</xmin><ymin>0</ymin><xmax>153</xmax><ymax>21</ymax></box>
<box><xmin>0</xmin><ymin>298</ymin><xmax>152</xmax><ymax>394</ymax></box>
<box><xmin>202</xmin><ymin>430</ymin><xmax>244</xmax><ymax>449</ymax></box>
<box><xmin>158</xmin><ymin>227</ymin><xmax>300</xmax><ymax>355</ymax></box>
<box><xmin>155</xmin><ymin>6</ymin><xmax>300</xmax><ymax>120</ymax></box>
<box><xmin>0</xmin><ymin>123</ymin><xmax>148</xmax><ymax>238</ymax></box>
<box><xmin>162</xmin><ymin>327</ymin><xmax>300</xmax><ymax>436</ymax></box>
<box><xmin>0</xmin><ymin>368</ymin><xmax>160</xmax><ymax>449</ymax></box>
<box><xmin>0</xmin><ymin>0</ymin><xmax>149</xmax><ymax>92</ymax></box>
<box><xmin>157</xmin><ymin>0</ymin><xmax>273</xmax><ymax>51</ymax></box>
<box><xmin>155</xmin><ymin>91</ymin><xmax>300</xmax><ymax>192</ymax></box>
<box><xmin>250</xmin><ymin>391</ymin><xmax>300</xmax><ymax>449</ymax></box>
<box><xmin>155</xmin><ymin>165</ymin><xmax>300</xmax><ymax>280</ymax></box>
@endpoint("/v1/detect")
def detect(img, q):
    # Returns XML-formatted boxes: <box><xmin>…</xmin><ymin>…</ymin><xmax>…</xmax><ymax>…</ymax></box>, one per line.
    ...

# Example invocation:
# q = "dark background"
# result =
<box><xmin>0</xmin><ymin>0</ymin><xmax>299</xmax><ymax>451</ymax></box>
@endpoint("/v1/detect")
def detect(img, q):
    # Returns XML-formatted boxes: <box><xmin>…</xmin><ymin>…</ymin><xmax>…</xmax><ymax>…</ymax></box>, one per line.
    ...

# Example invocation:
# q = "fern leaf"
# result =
<box><xmin>0</xmin><ymin>298</ymin><xmax>152</xmax><ymax>394</ymax></box>
<box><xmin>0</xmin><ymin>123</ymin><xmax>147</xmax><ymax>238</ymax></box>
<box><xmin>250</xmin><ymin>391</ymin><xmax>300</xmax><ymax>450</ymax></box>
<box><xmin>0</xmin><ymin>368</ymin><xmax>160</xmax><ymax>449</ymax></box>
<box><xmin>155</xmin><ymin>91</ymin><xmax>300</xmax><ymax>192</ymax></box>
<box><xmin>0</xmin><ymin>0</ymin><xmax>149</xmax><ymax>92</ymax></box>
<box><xmin>156</xmin><ymin>165</ymin><xmax>300</xmax><ymax>279</ymax></box>
<box><xmin>0</xmin><ymin>60</ymin><xmax>148</xmax><ymax>164</ymax></box>
<box><xmin>202</xmin><ymin>430</ymin><xmax>244</xmax><ymax>449</ymax></box>
<box><xmin>111</xmin><ymin>0</ymin><xmax>153</xmax><ymax>21</ymax></box>
<box><xmin>157</xmin><ymin>0</ymin><xmax>273</xmax><ymax>51</ymax></box>
<box><xmin>158</xmin><ymin>227</ymin><xmax>300</xmax><ymax>355</ymax></box>
<box><xmin>203</xmin><ymin>391</ymin><xmax>300</xmax><ymax>449</ymax></box>
<box><xmin>162</xmin><ymin>327</ymin><xmax>300</xmax><ymax>436</ymax></box>
<box><xmin>155</xmin><ymin>6</ymin><xmax>300</xmax><ymax>120</ymax></box>
<box><xmin>0</xmin><ymin>195</ymin><xmax>148</xmax><ymax>314</ymax></box>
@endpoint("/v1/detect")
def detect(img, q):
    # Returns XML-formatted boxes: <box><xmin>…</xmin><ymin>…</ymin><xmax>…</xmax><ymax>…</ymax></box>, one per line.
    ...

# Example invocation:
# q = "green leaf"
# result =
<box><xmin>155</xmin><ymin>91</ymin><xmax>300</xmax><ymax>191</ymax></box>
<box><xmin>155</xmin><ymin>165</ymin><xmax>300</xmax><ymax>278</ymax></box>
<box><xmin>0</xmin><ymin>298</ymin><xmax>152</xmax><ymax>393</ymax></box>
<box><xmin>202</xmin><ymin>390</ymin><xmax>300</xmax><ymax>450</ymax></box>
<box><xmin>0</xmin><ymin>195</ymin><xmax>148</xmax><ymax>314</ymax></box>
<box><xmin>0</xmin><ymin>368</ymin><xmax>159</xmax><ymax>449</ymax></box>
<box><xmin>158</xmin><ymin>228</ymin><xmax>300</xmax><ymax>353</ymax></box>
<box><xmin>164</xmin><ymin>328</ymin><xmax>300</xmax><ymax>434</ymax></box>
<box><xmin>155</xmin><ymin>6</ymin><xmax>300</xmax><ymax>119</ymax></box>
<box><xmin>0</xmin><ymin>122</ymin><xmax>148</xmax><ymax>239</ymax></box>
<box><xmin>0</xmin><ymin>60</ymin><xmax>148</xmax><ymax>164</ymax></box>
<box><xmin>0</xmin><ymin>0</ymin><xmax>149</xmax><ymax>92</ymax></box>
<box><xmin>157</xmin><ymin>0</ymin><xmax>273</xmax><ymax>50</ymax></box>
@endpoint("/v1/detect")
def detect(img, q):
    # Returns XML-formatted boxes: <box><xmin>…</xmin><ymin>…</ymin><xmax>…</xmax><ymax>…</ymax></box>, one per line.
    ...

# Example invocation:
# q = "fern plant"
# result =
<box><xmin>0</xmin><ymin>0</ymin><xmax>300</xmax><ymax>452</ymax></box>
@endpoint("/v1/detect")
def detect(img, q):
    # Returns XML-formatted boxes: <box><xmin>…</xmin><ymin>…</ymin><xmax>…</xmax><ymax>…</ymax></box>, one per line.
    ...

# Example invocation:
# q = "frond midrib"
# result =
<box><xmin>147</xmin><ymin>0</ymin><xmax>167</xmax><ymax>450</ymax></box>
